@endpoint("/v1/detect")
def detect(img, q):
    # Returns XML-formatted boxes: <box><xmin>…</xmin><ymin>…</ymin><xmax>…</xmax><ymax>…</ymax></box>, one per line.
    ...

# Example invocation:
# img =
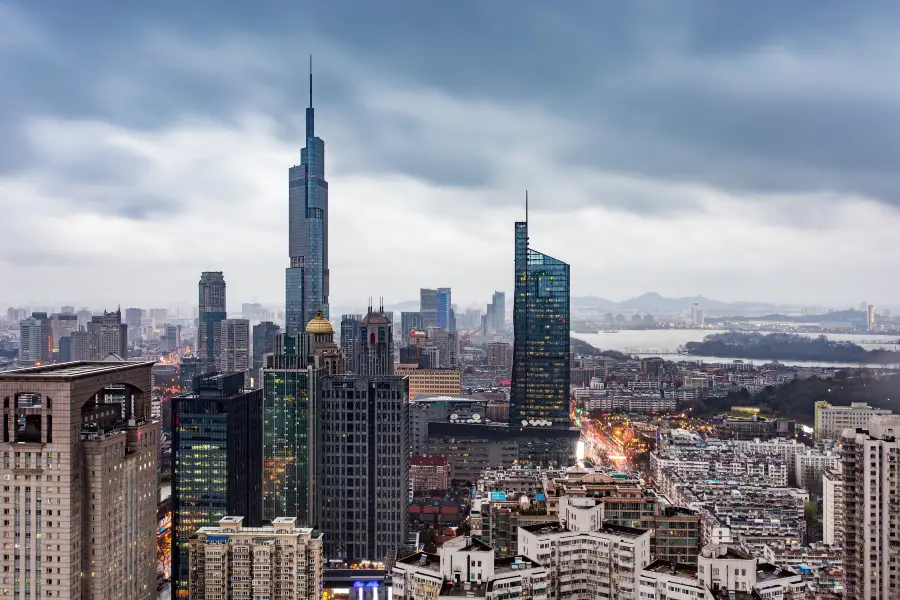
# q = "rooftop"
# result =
<box><xmin>396</xmin><ymin>551</ymin><xmax>440</xmax><ymax>571</ymax></box>
<box><xmin>494</xmin><ymin>555</ymin><xmax>543</xmax><ymax>574</ymax></box>
<box><xmin>0</xmin><ymin>361</ymin><xmax>155</xmax><ymax>380</ymax></box>
<box><xmin>643</xmin><ymin>559</ymin><xmax>700</xmax><ymax>580</ymax></box>
<box><xmin>440</xmin><ymin>582</ymin><xmax>486</xmax><ymax>598</ymax></box>
<box><xmin>755</xmin><ymin>561</ymin><xmax>799</xmax><ymax>583</ymax></box>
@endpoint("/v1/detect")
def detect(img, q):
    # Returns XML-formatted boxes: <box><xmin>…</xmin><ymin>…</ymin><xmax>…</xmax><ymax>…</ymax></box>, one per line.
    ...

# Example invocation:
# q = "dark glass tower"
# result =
<box><xmin>510</xmin><ymin>197</ymin><xmax>571</xmax><ymax>428</ymax></box>
<box><xmin>287</xmin><ymin>58</ymin><xmax>329</xmax><ymax>333</ymax></box>
<box><xmin>171</xmin><ymin>372</ymin><xmax>262</xmax><ymax>597</ymax></box>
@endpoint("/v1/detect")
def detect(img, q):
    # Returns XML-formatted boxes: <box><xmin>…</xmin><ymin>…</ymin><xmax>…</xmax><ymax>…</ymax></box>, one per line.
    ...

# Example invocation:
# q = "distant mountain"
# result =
<box><xmin>571</xmin><ymin>292</ymin><xmax>786</xmax><ymax>315</ymax></box>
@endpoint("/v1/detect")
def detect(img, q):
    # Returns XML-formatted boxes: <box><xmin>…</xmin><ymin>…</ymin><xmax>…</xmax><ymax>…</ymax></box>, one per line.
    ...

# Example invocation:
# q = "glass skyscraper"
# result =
<box><xmin>510</xmin><ymin>208</ymin><xmax>571</xmax><ymax>428</ymax></box>
<box><xmin>286</xmin><ymin>61</ymin><xmax>329</xmax><ymax>333</ymax></box>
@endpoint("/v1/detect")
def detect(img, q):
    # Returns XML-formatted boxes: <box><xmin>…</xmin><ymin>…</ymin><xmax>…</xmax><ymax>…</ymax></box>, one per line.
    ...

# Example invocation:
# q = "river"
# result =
<box><xmin>573</xmin><ymin>329</ymin><xmax>900</xmax><ymax>368</ymax></box>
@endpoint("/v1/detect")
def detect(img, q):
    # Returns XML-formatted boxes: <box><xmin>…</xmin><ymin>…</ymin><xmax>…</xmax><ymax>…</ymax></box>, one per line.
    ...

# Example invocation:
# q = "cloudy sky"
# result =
<box><xmin>2</xmin><ymin>0</ymin><xmax>899</xmax><ymax>311</ymax></box>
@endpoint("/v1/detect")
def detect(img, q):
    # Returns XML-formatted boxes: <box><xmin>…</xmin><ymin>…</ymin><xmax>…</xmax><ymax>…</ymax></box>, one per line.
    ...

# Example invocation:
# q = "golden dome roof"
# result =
<box><xmin>305</xmin><ymin>310</ymin><xmax>334</xmax><ymax>334</ymax></box>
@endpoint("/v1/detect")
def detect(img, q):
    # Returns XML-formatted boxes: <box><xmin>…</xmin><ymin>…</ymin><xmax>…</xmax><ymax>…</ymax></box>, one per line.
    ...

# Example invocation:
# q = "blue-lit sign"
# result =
<box><xmin>490</xmin><ymin>492</ymin><xmax>507</xmax><ymax>501</ymax></box>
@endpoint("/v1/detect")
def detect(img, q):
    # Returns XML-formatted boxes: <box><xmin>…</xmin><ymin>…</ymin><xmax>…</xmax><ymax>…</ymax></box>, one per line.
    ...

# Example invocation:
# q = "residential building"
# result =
<box><xmin>392</xmin><ymin>537</ymin><xmax>548</xmax><ymax>600</ymax></box>
<box><xmin>487</xmin><ymin>342</ymin><xmax>512</xmax><ymax>369</ymax></box>
<box><xmin>511</xmin><ymin>205</ymin><xmax>571</xmax><ymax>428</ymax></box>
<box><xmin>690</xmin><ymin>303</ymin><xmax>704</xmax><ymax>327</ymax></box>
<box><xmin>0</xmin><ymin>361</ymin><xmax>160</xmax><ymax>600</ymax></box>
<box><xmin>252</xmin><ymin>320</ymin><xmax>280</xmax><ymax>370</ymax></box>
<box><xmin>697</xmin><ymin>544</ymin><xmax>804</xmax><ymax>598</ymax></box>
<box><xmin>867</xmin><ymin>304</ymin><xmax>876</xmax><ymax>331</ymax></box>
<box><xmin>822</xmin><ymin>466</ymin><xmax>843</xmax><ymax>547</ymax></box>
<box><xmin>217</xmin><ymin>318</ymin><xmax>251</xmax><ymax>379</ymax></box>
<box><xmin>640</xmin><ymin>507</ymin><xmax>702</xmax><ymax>565</ymax></box>
<box><xmin>60</xmin><ymin>328</ymin><xmax>93</xmax><ymax>362</ymax></box>
<box><xmin>171</xmin><ymin>371</ymin><xmax>263</xmax><ymax>596</ymax></box>
<box><xmin>841</xmin><ymin>415</ymin><xmax>900</xmax><ymax>600</ymax></box>
<box><xmin>125</xmin><ymin>307</ymin><xmax>143</xmax><ymax>343</ymax></box>
<box><xmin>318</xmin><ymin>375</ymin><xmax>409</xmax><ymax>562</ymax></box>
<box><xmin>814</xmin><ymin>401</ymin><xmax>892</xmax><ymax>441</ymax></box>
<box><xmin>188</xmin><ymin>516</ymin><xmax>323</xmax><ymax>600</ymax></box>
<box><xmin>50</xmin><ymin>312</ymin><xmax>78</xmax><ymax>352</ymax></box>
<box><xmin>286</xmin><ymin>67</ymin><xmax>329</xmax><ymax>333</ymax></box>
<box><xmin>400</xmin><ymin>311</ymin><xmax>424</xmax><ymax>347</ymax></box>
<box><xmin>639</xmin><ymin>560</ymin><xmax>713</xmax><ymax>600</ymax></box>
<box><xmin>518</xmin><ymin>522</ymin><xmax>651</xmax><ymax>600</ymax></box>
<box><xmin>198</xmin><ymin>271</ymin><xmax>227</xmax><ymax>367</ymax></box>
<box><xmin>87</xmin><ymin>309</ymin><xmax>128</xmax><ymax>359</ymax></box>
<box><xmin>411</xmin><ymin>455</ymin><xmax>451</xmax><ymax>492</ymax></box>
<box><xmin>359</xmin><ymin>304</ymin><xmax>394</xmax><ymax>376</ymax></box>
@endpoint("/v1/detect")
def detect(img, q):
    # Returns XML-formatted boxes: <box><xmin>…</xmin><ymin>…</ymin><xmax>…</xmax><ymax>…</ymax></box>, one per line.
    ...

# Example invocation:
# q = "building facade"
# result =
<box><xmin>411</xmin><ymin>455</ymin><xmax>451</xmax><ymax>492</ymax></box>
<box><xmin>17</xmin><ymin>318</ymin><xmax>43</xmax><ymax>364</ymax></box>
<box><xmin>359</xmin><ymin>306</ymin><xmax>394</xmax><ymax>376</ymax></box>
<box><xmin>841</xmin><ymin>415</ymin><xmax>900</xmax><ymax>600</ymax></box>
<box><xmin>0</xmin><ymin>362</ymin><xmax>160</xmax><ymax>600</ymax></box>
<box><xmin>510</xmin><ymin>209</ymin><xmax>571</xmax><ymax>428</ymax></box>
<box><xmin>822</xmin><ymin>467</ymin><xmax>844</xmax><ymax>547</ymax></box>
<box><xmin>198</xmin><ymin>271</ymin><xmax>227</xmax><ymax>367</ymax></box>
<box><xmin>395</xmin><ymin>366</ymin><xmax>462</xmax><ymax>397</ymax></box>
<box><xmin>189</xmin><ymin>516</ymin><xmax>323</xmax><ymax>600</ymax></box>
<box><xmin>217</xmin><ymin>318</ymin><xmax>251</xmax><ymax>376</ymax></box>
<box><xmin>400</xmin><ymin>311</ymin><xmax>424</xmax><ymax>347</ymax></box>
<box><xmin>171</xmin><ymin>372</ymin><xmax>263</xmax><ymax>596</ymax></box>
<box><xmin>814</xmin><ymin>401</ymin><xmax>892</xmax><ymax>441</ymax></box>
<box><xmin>340</xmin><ymin>314</ymin><xmax>363</xmax><ymax>374</ymax></box>
<box><xmin>317</xmin><ymin>375</ymin><xmax>409</xmax><ymax>562</ymax></box>
<box><xmin>286</xmin><ymin>68</ymin><xmax>329</xmax><ymax>333</ymax></box>
<box><xmin>252</xmin><ymin>320</ymin><xmax>280</xmax><ymax>370</ymax></box>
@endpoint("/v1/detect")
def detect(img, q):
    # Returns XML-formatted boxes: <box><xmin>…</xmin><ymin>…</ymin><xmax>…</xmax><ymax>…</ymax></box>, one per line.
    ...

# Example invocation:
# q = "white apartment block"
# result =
<box><xmin>822</xmin><ymin>467</ymin><xmax>843</xmax><ymax>547</ymax></box>
<box><xmin>188</xmin><ymin>516</ymin><xmax>324</xmax><ymax>600</ymax></box>
<box><xmin>814</xmin><ymin>401</ymin><xmax>891</xmax><ymax>441</ymax></box>
<box><xmin>697</xmin><ymin>545</ymin><xmax>803</xmax><ymax>599</ymax></box>
<box><xmin>392</xmin><ymin>536</ymin><xmax>548</xmax><ymax>600</ymax></box>
<box><xmin>794</xmin><ymin>450</ymin><xmax>840</xmax><ymax>489</ymax></box>
<box><xmin>518</xmin><ymin>522</ymin><xmax>651</xmax><ymax>600</ymax></box>
<box><xmin>841</xmin><ymin>415</ymin><xmax>900</xmax><ymax>600</ymax></box>
<box><xmin>639</xmin><ymin>561</ymin><xmax>713</xmax><ymax>600</ymax></box>
<box><xmin>218</xmin><ymin>319</ymin><xmax>251</xmax><ymax>376</ymax></box>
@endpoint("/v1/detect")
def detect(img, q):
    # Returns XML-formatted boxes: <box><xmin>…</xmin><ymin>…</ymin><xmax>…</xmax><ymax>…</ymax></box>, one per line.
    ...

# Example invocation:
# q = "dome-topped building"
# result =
<box><xmin>305</xmin><ymin>310</ymin><xmax>334</xmax><ymax>335</ymax></box>
<box><xmin>304</xmin><ymin>310</ymin><xmax>344</xmax><ymax>375</ymax></box>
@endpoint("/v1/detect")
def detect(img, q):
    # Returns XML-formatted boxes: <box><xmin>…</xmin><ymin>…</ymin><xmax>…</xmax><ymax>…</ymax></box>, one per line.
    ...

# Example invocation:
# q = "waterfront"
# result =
<box><xmin>574</xmin><ymin>329</ymin><xmax>900</xmax><ymax>368</ymax></box>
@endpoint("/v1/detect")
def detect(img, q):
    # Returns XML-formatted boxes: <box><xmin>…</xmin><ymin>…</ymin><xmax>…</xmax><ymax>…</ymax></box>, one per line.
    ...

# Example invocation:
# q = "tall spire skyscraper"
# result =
<box><xmin>287</xmin><ymin>56</ymin><xmax>330</xmax><ymax>333</ymax></box>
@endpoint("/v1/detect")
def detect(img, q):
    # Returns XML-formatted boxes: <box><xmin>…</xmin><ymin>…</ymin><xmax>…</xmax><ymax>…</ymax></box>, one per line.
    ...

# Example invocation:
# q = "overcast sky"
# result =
<box><xmin>2</xmin><ymin>1</ymin><xmax>899</xmax><ymax>311</ymax></box>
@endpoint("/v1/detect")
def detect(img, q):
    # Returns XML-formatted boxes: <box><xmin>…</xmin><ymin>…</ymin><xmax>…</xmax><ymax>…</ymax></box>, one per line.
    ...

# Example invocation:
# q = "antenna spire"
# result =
<box><xmin>309</xmin><ymin>54</ymin><xmax>313</xmax><ymax>108</ymax></box>
<box><xmin>525</xmin><ymin>190</ymin><xmax>529</xmax><ymax>224</ymax></box>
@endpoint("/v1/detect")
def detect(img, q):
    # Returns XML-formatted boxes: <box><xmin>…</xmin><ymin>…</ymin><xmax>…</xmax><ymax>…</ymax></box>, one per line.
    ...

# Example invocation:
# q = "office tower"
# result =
<box><xmin>60</xmin><ymin>328</ymin><xmax>93</xmax><ymax>362</ymax></box>
<box><xmin>340</xmin><ymin>314</ymin><xmax>363</xmax><ymax>373</ymax></box>
<box><xmin>867</xmin><ymin>304</ymin><xmax>876</xmax><ymax>331</ymax></box>
<box><xmin>286</xmin><ymin>61</ymin><xmax>329</xmax><ymax>333</ymax></box>
<box><xmin>420</xmin><ymin>288</ymin><xmax>438</xmax><ymax>328</ymax></box>
<box><xmin>425</xmin><ymin>327</ymin><xmax>459</xmax><ymax>368</ymax></box>
<box><xmin>188</xmin><ymin>516</ymin><xmax>324</xmax><ymax>600</ymax></box>
<box><xmin>400</xmin><ymin>311</ymin><xmax>423</xmax><ymax>346</ymax></box>
<box><xmin>198</xmin><ymin>271</ymin><xmax>227</xmax><ymax>366</ymax></box>
<box><xmin>50</xmin><ymin>312</ymin><xmax>78</xmax><ymax>352</ymax></box>
<box><xmin>76</xmin><ymin>309</ymin><xmax>92</xmax><ymax>330</ymax></box>
<box><xmin>18</xmin><ymin>318</ymin><xmax>43</xmax><ymax>364</ymax></box>
<box><xmin>125</xmin><ymin>307</ymin><xmax>143</xmax><ymax>343</ymax></box>
<box><xmin>88</xmin><ymin>308</ymin><xmax>128</xmax><ymax>359</ymax></box>
<box><xmin>359</xmin><ymin>303</ymin><xmax>394</xmax><ymax>376</ymax></box>
<box><xmin>0</xmin><ymin>362</ymin><xmax>160</xmax><ymax>600</ymax></box>
<box><xmin>434</xmin><ymin>288</ymin><xmax>452</xmax><ymax>330</ymax></box>
<box><xmin>161</xmin><ymin>324</ymin><xmax>181</xmax><ymax>352</ymax></box>
<box><xmin>690</xmin><ymin>302</ymin><xmax>704</xmax><ymax>327</ymax></box>
<box><xmin>252</xmin><ymin>321</ymin><xmax>281</xmax><ymax>370</ymax></box>
<box><xmin>171</xmin><ymin>372</ymin><xmax>263</xmax><ymax>596</ymax></box>
<box><xmin>394</xmin><ymin>366</ymin><xmax>462</xmax><ymax>397</ymax></box>
<box><xmin>510</xmin><ymin>199</ymin><xmax>571</xmax><ymax>428</ymax></box>
<box><xmin>29</xmin><ymin>311</ymin><xmax>52</xmax><ymax>363</ymax></box>
<box><xmin>492</xmin><ymin>291</ymin><xmax>506</xmax><ymax>332</ymax></box>
<box><xmin>814</xmin><ymin>401</ymin><xmax>892</xmax><ymax>441</ymax></box>
<box><xmin>218</xmin><ymin>318</ymin><xmax>251</xmax><ymax>376</ymax></box>
<box><xmin>841</xmin><ymin>415</ymin><xmax>900</xmax><ymax>600</ymax></box>
<box><xmin>318</xmin><ymin>375</ymin><xmax>409</xmax><ymax>562</ymax></box>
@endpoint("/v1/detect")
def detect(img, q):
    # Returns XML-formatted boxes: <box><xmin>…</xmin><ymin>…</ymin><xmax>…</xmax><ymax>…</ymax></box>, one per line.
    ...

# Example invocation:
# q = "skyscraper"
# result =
<box><xmin>340</xmin><ymin>314</ymin><xmax>363</xmax><ymax>373</ymax></box>
<box><xmin>436</xmin><ymin>287</ymin><xmax>452</xmax><ymax>330</ymax></box>
<box><xmin>88</xmin><ymin>308</ymin><xmax>128</xmax><ymax>359</ymax></box>
<box><xmin>18</xmin><ymin>318</ymin><xmax>43</xmax><ymax>364</ymax></box>
<box><xmin>420</xmin><ymin>289</ymin><xmax>438</xmax><ymax>329</ymax></box>
<box><xmin>125</xmin><ymin>307</ymin><xmax>143</xmax><ymax>343</ymax></box>
<box><xmin>29</xmin><ymin>311</ymin><xmax>52</xmax><ymax>363</ymax></box>
<box><xmin>510</xmin><ymin>196</ymin><xmax>571</xmax><ymax>428</ymax></box>
<box><xmin>317</xmin><ymin>375</ymin><xmax>409</xmax><ymax>562</ymax></box>
<box><xmin>197</xmin><ymin>271</ymin><xmax>227</xmax><ymax>367</ymax></box>
<box><xmin>171</xmin><ymin>371</ymin><xmax>263</xmax><ymax>597</ymax></box>
<box><xmin>217</xmin><ymin>318</ymin><xmax>251</xmax><ymax>376</ymax></box>
<box><xmin>400</xmin><ymin>311</ymin><xmax>424</xmax><ymax>346</ymax></box>
<box><xmin>286</xmin><ymin>60</ymin><xmax>329</xmax><ymax>333</ymax></box>
<box><xmin>841</xmin><ymin>415</ymin><xmax>900</xmax><ymax>600</ymax></box>
<box><xmin>252</xmin><ymin>320</ymin><xmax>281</xmax><ymax>370</ymax></box>
<box><xmin>0</xmin><ymin>362</ymin><xmax>160</xmax><ymax>600</ymax></box>
<box><xmin>491</xmin><ymin>291</ymin><xmax>506</xmax><ymax>332</ymax></box>
<box><xmin>359</xmin><ymin>302</ymin><xmax>394</xmax><ymax>376</ymax></box>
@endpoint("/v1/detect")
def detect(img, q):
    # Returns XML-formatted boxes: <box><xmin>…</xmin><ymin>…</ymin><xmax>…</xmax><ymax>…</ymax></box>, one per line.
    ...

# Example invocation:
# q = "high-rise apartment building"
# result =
<box><xmin>492</xmin><ymin>291</ymin><xmax>506</xmax><ymax>332</ymax></box>
<box><xmin>28</xmin><ymin>311</ymin><xmax>52</xmax><ymax>363</ymax></box>
<box><xmin>188</xmin><ymin>516</ymin><xmax>324</xmax><ymax>600</ymax></box>
<box><xmin>88</xmin><ymin>308</ymin><xmax>128</xmax><ymax>359</ymax></box>
<box><xmin>286</xmin><ymin>65</ymin><xmax>329</xmax><ymax>333</ymax></box>
<box><xmin>690</xmin><ymin>302</ymin><xmax>704</xmax><ymax>327</ymax></box>
<box><xmin>841</xmin><ymin>415</ymin><xmax>900</xmax><ymax>600</ymax></box>
<box><xmin>197</xmin><ymin>271</ymin><xmax>227</xmax><ymax>367</ymax></box>
<box><xmin>400</xmin><ymin>311</ymin><xmax>423</xmax><ymax>347</ymax></box>
<box><xmin>317</xmin><ymin>375</ymin><xmax>409</xmax><ymax>562</ymax></box>
<box><xmin>218</xmin><ymin>318</ymin><xmax>251</xmax><ymax>376</ymax></box>
<box><xmin>359</xmin><ymin>304</ymin><xmax>394</xmax><ymax>376</ymax></box>
<box><xmin>814</xmin><ymin>401</ymin><xmax>892</xmax><ymax>441</ymax></box>
<box><xmin>822</xmin><ymin>466</ymin><xmax>843</xmax><ymax>547</ymax></box>
<box><xmin>0</xmin><ymin>362</ymin><xmax>160</xmax><ymax>600</ymax></box>
<box><xmin>252</xmin><ymin>321</ymin><xmax>281</xmax><ymax>370</ymax></box>
<box><xmin>60</xmin><ymin>328</ymin><xmax>93</xmax><ymax>362</ymax></box>
<box><xmin>171</xmin><ymin>372</ymin><xmax>263</xmax><ymax>597</ymax></box>
<box><xmin>340</xmin><ymin>314</ymin><xmax>363</xmax><ymax>373</ymax></box>
<box><xmin>511</xmin><ymin>203</ymin><xmax>571</xmax><ymax>428</ymax></box>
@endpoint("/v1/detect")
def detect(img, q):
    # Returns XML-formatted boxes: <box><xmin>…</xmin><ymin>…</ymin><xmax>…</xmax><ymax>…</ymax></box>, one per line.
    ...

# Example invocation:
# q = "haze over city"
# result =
<box><xmin>3</xmin><ymin>0</ymin><xmax>900</xmax><ymax>308</ymax></box>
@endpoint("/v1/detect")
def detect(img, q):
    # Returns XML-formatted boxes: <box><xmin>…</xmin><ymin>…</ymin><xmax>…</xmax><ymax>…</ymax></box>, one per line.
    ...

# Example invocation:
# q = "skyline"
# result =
<box><xmin>4</xmin><ymin>1</ymin><xmax>900</xmax><ymax>307</ymax></box>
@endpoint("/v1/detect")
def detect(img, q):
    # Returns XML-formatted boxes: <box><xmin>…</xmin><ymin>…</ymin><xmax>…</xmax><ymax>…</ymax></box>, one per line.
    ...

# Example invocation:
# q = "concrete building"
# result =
<box><xmin>198</xmin><ymin>271</ymin><xmax>227</xmax><ymax>367</ymax></box>
<box><xmin>518</xmin><ymin>522</ymin><xmax>651</xmax><ymax>600</ymax></box>
<box><xmin>640</xmin><ymin>507</ymin><xmax>702</xmax><ymax>565</ymax></box>
<box><xmin>0</xmin><ymin>362</ymin><xmax>160</xmax><ymax>600</ymax></box>
<box><xmin>17</xmin><ymin>318</ymin><xmax>43</xmax><ymax>364</ymax></box>
<box><xmin>410</xmin><ymin>455</ymin><xmax>451</xmax><ymax>492</ymax></box>
<box><xmin>487</xmin><ymin>342</ymin><xmax>512</xmax><ymax>369</ymax></box>
<box><xmin>87</xmin><ymin>309</ymin><xmax>128</xmax><ymax>360</ymax></box>
<box><xmin>217</xmin><ymin>318</ymin><xmax>251</xmax><ymax>376</ymax></box>
<box><xmin>251</xmin><ymin>320</ymin><xmax>280</xmax><ymax>370</ymax></box>
<box><xmin>400</xmin><ymin>311</ymin><xmax>424</xmax><ymax>347</ymax></box>
<box><xmin>841</xmin><ymin>415</ymin><xmax>900</xmax><ymax>600</ymax></box>
<box><xmin>867</xmin><ymin>304</ymin><xmax>876</xmax><ymax>331</ymax></box>
<box><xmin>814</xmin><ymin>400</ymin><xmax>892</xmax><ymax>441</ymax></box>
<box><xmin>639</xmin><ymin>561</ymin><xmax>713</xmax><ymax>600</ymax></box>
<box><xmin>339</xmin><ymin>314</ymin><xmax>363</xmax><ymax>374</ymax></box>
<box><xmin>822</xmin><ymin>466</ymin><xmax>844</xmax><ymax>547</ymax></box>
<box><xmin>188</xmin><ymin>516</ymin><xmax>323</xmax><ymax>600</ymax></box>
<box><xmin>690</xmin><ymin>303</ymin><xmax>704</xmax><ymax>327</ymax></box>
<box><xmin>50</xmin><ymin>312</ymin><xmax>78</xmax><ymax>352</ymax></box>
<box><xmin>392</xmin><ymin>536</ymin><xmax>548</xmax><ymax>600</ymax></box>
<box><xmin>358</xmin><ymin>305</ymin><xmax>394</xmax><ymax>376</ymax></box>
<box><xmin>697</xmin><ymin>544</ymin><xmax>804</xmax><ymax>598</ymax></box>
<box><xmin>396</xmin><ymin>367</ymin><xmax>462</xmax><ymax>397</ymax></box>
<box><xmin>491</xmin><ymin>291</ymin><xmax>506</xmax><ymax>333</ymax></box>
<box><xmin>318</xmin><ymin>375</ymin><xmax>409</xmax><ymax>562</ymax></box>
